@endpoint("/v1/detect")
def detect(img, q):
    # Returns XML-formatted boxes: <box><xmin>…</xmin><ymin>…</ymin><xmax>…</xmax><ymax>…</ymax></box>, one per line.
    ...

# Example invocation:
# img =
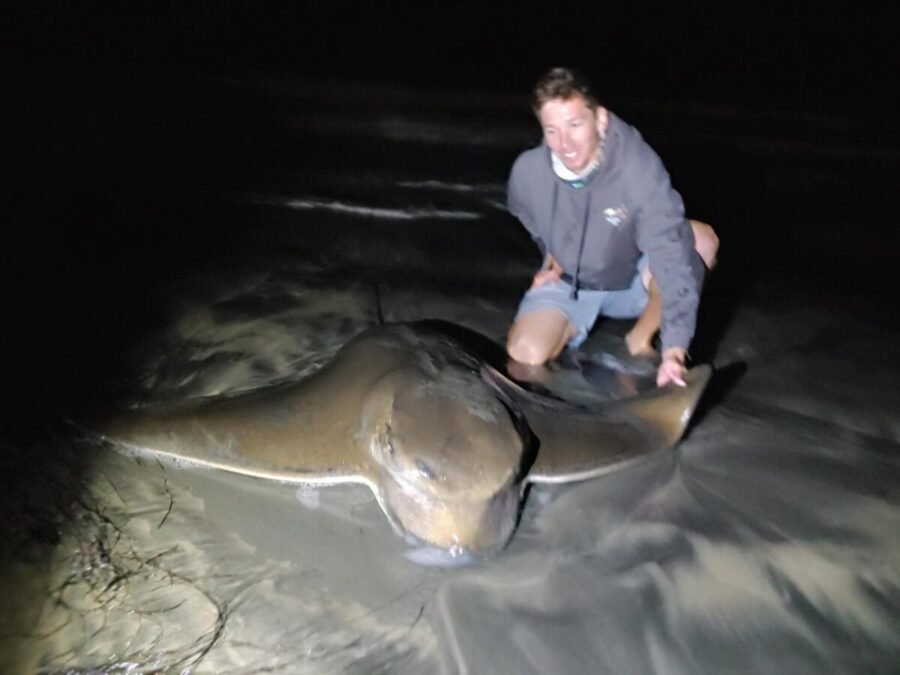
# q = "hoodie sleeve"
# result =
<box><xmin>507</xmin><ymin>153</ymin><xmax>547</xmax><ymax>256</ymax></box>
<box><xmin>633</xmin><ymin>151</ymin><xmax>705</xmax><ymax>352</ymax></box>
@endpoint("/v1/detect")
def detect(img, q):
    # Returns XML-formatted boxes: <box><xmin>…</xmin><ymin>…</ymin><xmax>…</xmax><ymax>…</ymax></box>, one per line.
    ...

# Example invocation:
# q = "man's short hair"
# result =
<box><xmin>532</xmin><ymin>67</ymin><xmax>602</xmax><ymax>115</ymax></box>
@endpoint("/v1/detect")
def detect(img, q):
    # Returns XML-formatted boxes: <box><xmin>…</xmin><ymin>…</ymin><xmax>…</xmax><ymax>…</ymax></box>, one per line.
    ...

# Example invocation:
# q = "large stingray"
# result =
<box><xmin>81</xmin><ymin>321</ymin><xmax>711</xmax><ymax>557</ymax></box>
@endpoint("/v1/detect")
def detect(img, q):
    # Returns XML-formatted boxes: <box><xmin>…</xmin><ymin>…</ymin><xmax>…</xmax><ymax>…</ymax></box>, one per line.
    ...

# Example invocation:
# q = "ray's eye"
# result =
<box><xmin>416</xmin><ymin>460</ymin><xmax>436</xmax><ymax>480</ymax></box>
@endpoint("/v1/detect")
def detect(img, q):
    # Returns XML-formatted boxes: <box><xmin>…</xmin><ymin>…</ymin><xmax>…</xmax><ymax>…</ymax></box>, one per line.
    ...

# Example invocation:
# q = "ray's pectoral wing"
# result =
<box><xmin>524</xmin><ymin>365</ymin><xmax>712</xmax><ymax>484</ymax></box>
<box><xmin>89</xmin><ymin>383</ymin><xmax>376</xmax><ymax>486</ymax></box>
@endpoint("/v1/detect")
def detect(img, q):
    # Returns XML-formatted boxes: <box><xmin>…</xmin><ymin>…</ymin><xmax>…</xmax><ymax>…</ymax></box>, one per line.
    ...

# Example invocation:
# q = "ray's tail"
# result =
<box><xmin>374</xmin><ymin>281</ymin><xmax>386</xmax><ymax>326</ymax></box>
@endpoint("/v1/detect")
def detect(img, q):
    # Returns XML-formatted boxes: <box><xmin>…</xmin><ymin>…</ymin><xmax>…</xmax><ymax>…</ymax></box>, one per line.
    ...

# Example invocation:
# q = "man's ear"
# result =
<box><xmin>596</xmin><ymin>106</ymin><xmax>609</xmax><ymax>135</ymax></box>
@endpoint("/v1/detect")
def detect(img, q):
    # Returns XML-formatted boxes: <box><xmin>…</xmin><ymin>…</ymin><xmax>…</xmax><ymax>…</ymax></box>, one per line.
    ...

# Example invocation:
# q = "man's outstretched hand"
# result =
<box><xmin>657</xmin><ymin>348</ymin><xmax>687</xmax><ymax>387</ymax></box>
<box><xmin>530</xmin><ymin>254</ymin><xmax>563</xmax><ymax>290</ymax></box>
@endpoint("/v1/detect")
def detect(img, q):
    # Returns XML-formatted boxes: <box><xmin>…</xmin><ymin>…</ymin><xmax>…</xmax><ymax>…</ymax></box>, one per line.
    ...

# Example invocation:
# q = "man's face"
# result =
<box><xmin>538</xmin><ymin>96</ymin><xmax>607</xmax><ymax>173</ymax></box>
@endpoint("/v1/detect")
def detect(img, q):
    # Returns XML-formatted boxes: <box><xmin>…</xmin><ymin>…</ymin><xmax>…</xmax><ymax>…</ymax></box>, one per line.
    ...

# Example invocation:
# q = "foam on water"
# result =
<box><xmin>280</xmin><ymin>196</ymin><xmax>482</xmax><ymax>220</ymax></box>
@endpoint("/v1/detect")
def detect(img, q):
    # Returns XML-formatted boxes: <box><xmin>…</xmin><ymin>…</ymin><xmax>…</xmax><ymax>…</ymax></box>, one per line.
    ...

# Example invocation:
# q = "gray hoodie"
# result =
<box><xmin>507</xmin><ymin>112</ymin><xmax>704</xmax><ymax>352</ymax></box>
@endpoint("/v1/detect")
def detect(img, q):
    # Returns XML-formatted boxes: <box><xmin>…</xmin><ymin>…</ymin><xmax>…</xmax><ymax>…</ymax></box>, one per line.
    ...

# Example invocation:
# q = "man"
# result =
<box><xmin>506</xmin><ymin>67</ymin><xmax>719</xmax><ymax>387</ymax></box>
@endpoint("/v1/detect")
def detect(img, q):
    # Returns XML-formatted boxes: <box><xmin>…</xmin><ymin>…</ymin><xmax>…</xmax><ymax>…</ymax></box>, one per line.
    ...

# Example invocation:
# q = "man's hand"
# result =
<box><xmin>657</xmin><ymin>347</ymin><xmax>687</xmax><ymax>387</ymax></box>
<box><xmin>530</xmin><ymin>254</ymin><xmax>563</xmax><ymax>290</ymax></box>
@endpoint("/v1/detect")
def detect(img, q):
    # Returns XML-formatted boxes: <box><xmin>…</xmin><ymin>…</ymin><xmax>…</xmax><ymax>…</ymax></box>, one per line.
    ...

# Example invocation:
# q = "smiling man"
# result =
<box><xmin>506</xmin><ymin>67</ymin><xmax>719</xmax><ymax>387</ymax></box>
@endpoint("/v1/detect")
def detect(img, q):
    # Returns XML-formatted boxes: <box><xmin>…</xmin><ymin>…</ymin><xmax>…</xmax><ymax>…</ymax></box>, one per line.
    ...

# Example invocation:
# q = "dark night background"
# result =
<box><xmin>3</xmin><ymin>3</ymin><xmax>898</xmax><ymax>435</ymax></box>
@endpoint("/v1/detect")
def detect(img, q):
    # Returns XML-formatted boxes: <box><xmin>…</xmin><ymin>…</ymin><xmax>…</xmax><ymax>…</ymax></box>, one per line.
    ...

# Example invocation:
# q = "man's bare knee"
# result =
<box><xmin>507</xmin><ymin>327</ymin><xmax>568</xmax><ymax>365</ymax></box>
<box><xmin>690</xmin><ymin>219</ymin><xmax>720</xmax><ymax>269</ymax></box>
<box><xmin>507</xmin><ymin>334</ymin><xmax>553</xmax><ymax>366</ymax></box>
<box><xmin>506</xmin><ymin>310</ymin><xmax>574</xmax><ymax>365</ymax></box>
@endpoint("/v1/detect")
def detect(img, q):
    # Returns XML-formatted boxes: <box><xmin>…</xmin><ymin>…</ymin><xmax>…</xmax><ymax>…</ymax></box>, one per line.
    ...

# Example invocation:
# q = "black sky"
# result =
<box><xmin>8</xmin><ymin>3</ymin><xmax>897</xmax><ymax>110</ymax></box>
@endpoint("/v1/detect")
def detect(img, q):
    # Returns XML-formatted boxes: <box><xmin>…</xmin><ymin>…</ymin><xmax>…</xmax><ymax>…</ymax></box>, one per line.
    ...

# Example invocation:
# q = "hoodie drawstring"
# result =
<box><xmin>548</xmin><ymin>181</ymin><xmax>559</xmax><ymax>261</ymax></box>
<box><xmin>570</xmin><ymin>189</ymin><xmax>591</xmax><ymax>300</ymax></box>
<box><xmin>548</xmin><ymin>177</ymin><xmax>591</xmax><ymax>301</ymax></box>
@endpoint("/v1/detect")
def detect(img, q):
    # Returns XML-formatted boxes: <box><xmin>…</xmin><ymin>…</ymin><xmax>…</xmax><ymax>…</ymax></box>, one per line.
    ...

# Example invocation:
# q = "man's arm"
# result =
<box><xmin>633</xmin><ymin>154</ymin><xmax>704</xmax><ymax>386</ymax></box>
<box><xmin>508</xmin><ymin>153</ymin><xmax>559</xmax><ymax>288</ymax></box>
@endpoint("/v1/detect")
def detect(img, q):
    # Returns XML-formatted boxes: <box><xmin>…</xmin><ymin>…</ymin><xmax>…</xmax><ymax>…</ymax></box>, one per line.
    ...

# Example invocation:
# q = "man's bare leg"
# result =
<box><xmin>692</xmin><ymin>220</ymin><xmax>720</xmax><ymax>271</ymax></box>
<box><xmin>625</xmin><ymin>278</ymin><xmax>663</xmax><ymax>356</ymax></box>
<box><xmin>506</xmin><ymin>308</ymin><xmax>576</xmax><ymax>367</ymax></box>
<box><xmin>625</xmin><ymin>219</ymin><xmax>720</xmax><ymax>356</ymax></box>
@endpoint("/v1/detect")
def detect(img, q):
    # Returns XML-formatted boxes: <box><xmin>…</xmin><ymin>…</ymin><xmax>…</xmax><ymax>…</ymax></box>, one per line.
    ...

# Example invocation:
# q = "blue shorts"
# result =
<box><xmin>514</xmin><ymin>256</ymin><xmax>649</xmax><ymax>348</ymax></box>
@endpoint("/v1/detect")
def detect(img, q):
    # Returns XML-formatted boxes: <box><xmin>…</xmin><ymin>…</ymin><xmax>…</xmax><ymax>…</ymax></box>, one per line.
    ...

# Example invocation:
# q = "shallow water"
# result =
<box><xmin>3</xmin><ymin>73</ymin><xmax>899</xmax><ymax>673</ymax></box>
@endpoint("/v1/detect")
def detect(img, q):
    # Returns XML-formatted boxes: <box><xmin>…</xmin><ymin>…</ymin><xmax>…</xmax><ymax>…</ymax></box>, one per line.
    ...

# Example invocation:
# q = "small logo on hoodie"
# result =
<box><xmin>603</xmin><ymin>205</ymin><xmax>628</xmax><ymax>227</ymax></box>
